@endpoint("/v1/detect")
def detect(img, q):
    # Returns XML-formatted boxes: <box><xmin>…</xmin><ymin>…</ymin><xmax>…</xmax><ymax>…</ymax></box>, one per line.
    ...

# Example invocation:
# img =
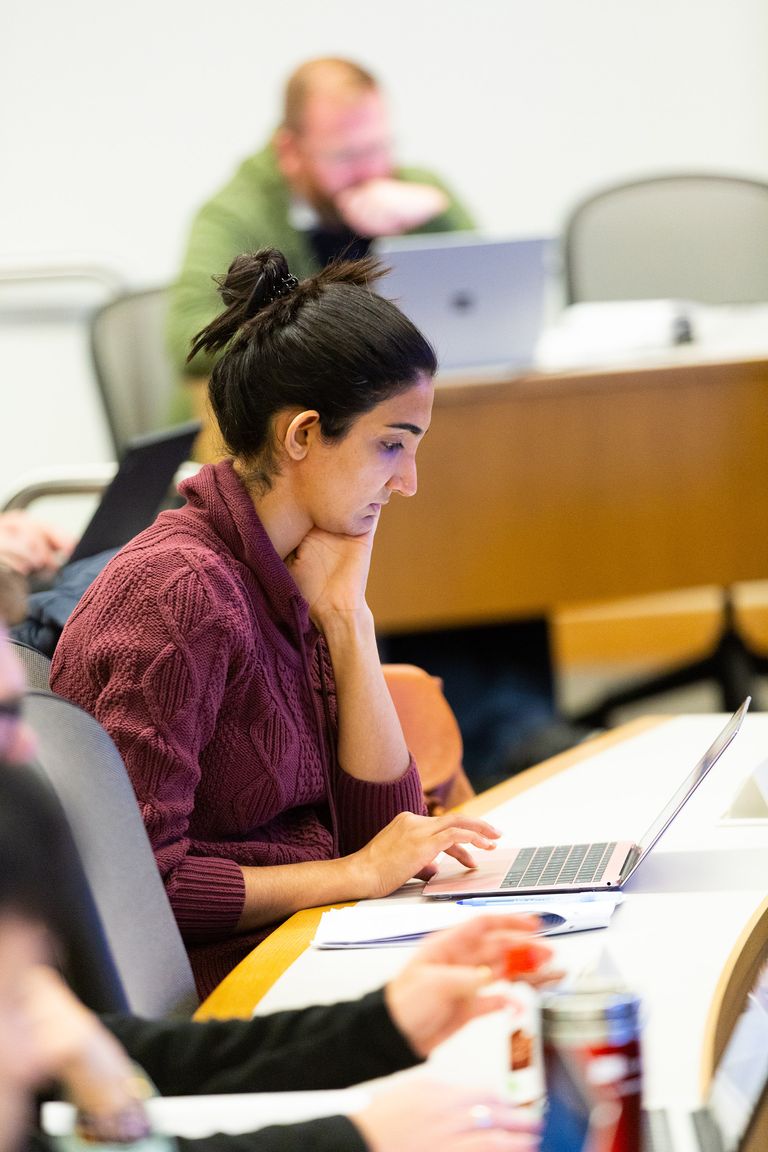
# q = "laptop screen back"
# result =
<box><xmin>375</xmin><ymin>232</ymin><xmax>552</xmax><ymax>373</ymax></box>
<box><xmin>69</xmin><ymin>421</ymin><xmax>200</xmax><ymax>564</ymax></box>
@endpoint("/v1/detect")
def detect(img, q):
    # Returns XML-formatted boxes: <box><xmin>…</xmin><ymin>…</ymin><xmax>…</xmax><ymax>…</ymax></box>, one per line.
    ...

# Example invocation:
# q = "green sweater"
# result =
<box><xmin>167</xmin><ymin>143</ymin><xmax>475</xmax><ymax>378</ymax></box>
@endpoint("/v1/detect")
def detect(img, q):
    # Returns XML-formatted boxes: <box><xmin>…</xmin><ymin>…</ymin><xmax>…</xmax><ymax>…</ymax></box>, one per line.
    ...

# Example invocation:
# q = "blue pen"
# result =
<box><xmin>457</xmin><ymin>897</ymin><xmax>549</xmax><ymax>906</ymax></box>
<box><xmin>456</xmin><ymin>902</ymin><xmax>566</xmax><ymax>930</ymax></box>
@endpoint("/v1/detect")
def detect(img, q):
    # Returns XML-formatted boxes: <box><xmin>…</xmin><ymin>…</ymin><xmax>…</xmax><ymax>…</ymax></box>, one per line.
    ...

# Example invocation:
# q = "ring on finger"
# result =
<box><xmin>468</xmin><ymin>1103</ymin><xmax>494</xmax><ymax>1129</ymax></box>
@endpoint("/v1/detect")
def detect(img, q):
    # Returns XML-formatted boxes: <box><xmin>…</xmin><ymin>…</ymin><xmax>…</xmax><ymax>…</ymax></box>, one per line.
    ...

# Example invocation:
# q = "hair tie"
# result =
<box><xmin>268</xmin><ymin>274</ymin><xmax>299</xmax><ymax>305</ymax></box>
<box><xmin>243</xmin><ymin>273</ymin><xmax>299</xmax><ymax>318</ymax></box>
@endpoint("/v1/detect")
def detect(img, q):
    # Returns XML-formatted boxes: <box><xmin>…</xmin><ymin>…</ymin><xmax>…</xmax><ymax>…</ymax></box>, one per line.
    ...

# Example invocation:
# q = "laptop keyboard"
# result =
<box><xmin>500</xmin><ymin>843</ymin><xmax>618</xmax><ymax>889</ymax></box>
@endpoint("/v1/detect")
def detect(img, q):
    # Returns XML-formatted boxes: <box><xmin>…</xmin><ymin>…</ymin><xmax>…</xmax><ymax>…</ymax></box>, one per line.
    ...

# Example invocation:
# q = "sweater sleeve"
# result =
<box><xmin>52</xmin><ymin>551</ymin><xmax>246</xmax><ymax>941</ymax></box>
<box><xmin>333</xmin><ymin>755</ymin><xmax>427</xmax><ymax>855</ymax></box>
<box><xmin>103</xmin><ymin>989</ymin><xmax>420</xmax><ymax>1096</ymax></box>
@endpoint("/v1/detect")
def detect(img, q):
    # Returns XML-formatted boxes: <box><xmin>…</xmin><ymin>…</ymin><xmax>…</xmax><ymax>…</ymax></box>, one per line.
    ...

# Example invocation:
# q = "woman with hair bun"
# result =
<box><xmin>52</xmin><ymin>250</ymin><xmax>500</xmax><ymax>998</ymax></box>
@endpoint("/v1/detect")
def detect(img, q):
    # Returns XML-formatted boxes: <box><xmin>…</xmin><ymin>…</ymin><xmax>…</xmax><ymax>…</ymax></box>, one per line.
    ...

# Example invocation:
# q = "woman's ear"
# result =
<box><xmin>282</xmin><ymin>410</ymin><xmax>321</xmax><ymax>460</ymax></box>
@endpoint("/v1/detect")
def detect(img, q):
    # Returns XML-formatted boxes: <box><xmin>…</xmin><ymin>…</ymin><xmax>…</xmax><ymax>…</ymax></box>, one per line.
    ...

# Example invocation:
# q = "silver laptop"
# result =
<box><xmin>423</xmin><ymin>698</ymin><xmax>749</xmax><ymax>899</ymax></box>
<box><xmin>374</xmin><ymin>232</ymin><xmax>552</xmax><ymax>373</ymax></box>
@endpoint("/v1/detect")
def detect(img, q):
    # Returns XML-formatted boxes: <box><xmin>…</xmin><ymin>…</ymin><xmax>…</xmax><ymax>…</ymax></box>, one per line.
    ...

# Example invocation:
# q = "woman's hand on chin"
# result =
<box><xmin>287</xmin><ymin>524</ymin><xmax>377</xmax><ymax>627</ymax></box>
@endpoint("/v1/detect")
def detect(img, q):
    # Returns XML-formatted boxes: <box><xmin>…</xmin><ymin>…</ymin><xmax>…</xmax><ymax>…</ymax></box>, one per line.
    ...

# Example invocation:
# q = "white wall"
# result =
<box><xmin>2</xmin><ymin>0</ymin><xmax>768</xmax><ymax>498</ymax></box>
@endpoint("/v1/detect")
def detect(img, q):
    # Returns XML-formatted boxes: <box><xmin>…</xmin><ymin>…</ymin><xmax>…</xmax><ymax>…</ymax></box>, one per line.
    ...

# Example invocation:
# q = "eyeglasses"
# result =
<box><xmin>300</xmin><ymin>138</ymin><xmax>394</xmax><ymax>168</ymax></box>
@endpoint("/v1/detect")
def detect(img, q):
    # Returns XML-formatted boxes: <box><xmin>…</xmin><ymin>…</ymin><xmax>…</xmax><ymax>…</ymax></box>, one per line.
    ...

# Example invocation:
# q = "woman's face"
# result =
<box><xmin>297</xmin><ymin>373</ymin><xmax>434</xmax><ymax>537</ymax></box>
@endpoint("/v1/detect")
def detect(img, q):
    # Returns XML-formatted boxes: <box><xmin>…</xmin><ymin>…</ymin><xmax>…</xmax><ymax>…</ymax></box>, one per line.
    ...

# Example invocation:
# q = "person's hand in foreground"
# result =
<box><xmin>353</xmin><ymin>1080</ymin><xmax>540</xmax><ymax>1152</ymax></box>
<box><xmin>335</xmin><ymin>178</ymin><xmax>450</xmax><ymax>237</ymax></box>
<box><xmin>351</xmin><ymin>915</ymin><xmax>558</xmax><ymax>1150</ymax></box>
<box><xmin>0</xmin><ymin>512</ymin><xmax>73</xmax><ymax>578</ymax></box>
<box><xmin>385</xmin><ymin>913</ymin><xmax>560</xmax><ymax>1057</ymax></box>
<box><xmin>19</xmin><ymin>965</ymin><xmax>152</xmax><ymax>1143</ymax></box>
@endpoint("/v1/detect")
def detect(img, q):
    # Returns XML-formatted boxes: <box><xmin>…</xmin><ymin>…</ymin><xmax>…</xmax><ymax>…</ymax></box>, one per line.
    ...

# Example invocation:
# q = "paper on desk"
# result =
<box><xmin>44</xmin><ymin>1088</ymin><xmax>370</xmax><ymax>1140</ymax></box>
<box><xmin>311</xmin><ymin>893</ymin><xmax>623</xmax><ymax>948</ymax></box>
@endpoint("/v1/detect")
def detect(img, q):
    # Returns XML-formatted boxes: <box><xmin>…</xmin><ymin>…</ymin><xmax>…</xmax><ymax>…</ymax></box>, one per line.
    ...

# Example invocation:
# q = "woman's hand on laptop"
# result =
<box><xmin>384</xmin><ymin>913</ymin><xmax>559</xmax><ymax>1058</ymax></box>
<box><xmin>349</xmin><ymin>811</ymin><xmax>502</xmax><ymax>900</ymax></box>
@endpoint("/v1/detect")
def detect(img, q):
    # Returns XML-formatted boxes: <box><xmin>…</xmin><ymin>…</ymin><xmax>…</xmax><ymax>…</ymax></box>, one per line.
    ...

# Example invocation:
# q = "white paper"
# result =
<box><xmin>311</xmin><ymin>893</ymin><xmax>623</xmax><ymax>949</ymax></box>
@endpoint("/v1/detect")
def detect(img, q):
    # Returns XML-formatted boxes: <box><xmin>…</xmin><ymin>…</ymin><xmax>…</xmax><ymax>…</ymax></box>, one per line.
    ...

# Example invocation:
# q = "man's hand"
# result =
<box><xmin>335</xmin><ymin>178</ymin><xmax>450</xmax><ymax>236</ymax></box>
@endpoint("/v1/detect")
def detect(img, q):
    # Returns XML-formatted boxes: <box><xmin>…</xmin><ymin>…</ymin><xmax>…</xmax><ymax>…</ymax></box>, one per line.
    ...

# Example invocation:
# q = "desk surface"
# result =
<box><xmin>194</xmin><ymin>717</ymin><xmax>659</xmax><ymax>1022</ymax></box>
<box><xmin>196</xmin><ymin>713</ymin><xmax>768</xmax><ymax>1148</ymax></box>
<box><xmin>366</xmin><ymin>353</ymin><xmax>768</xmax><ymax>631</ymax></box>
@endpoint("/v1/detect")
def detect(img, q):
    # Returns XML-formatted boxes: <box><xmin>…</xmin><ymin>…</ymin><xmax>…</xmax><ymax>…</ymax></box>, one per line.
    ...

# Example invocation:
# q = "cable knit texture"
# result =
<box><xmin>51</xmin><ymin>460</ymin><xmax>424</xmax><ymax>998</ymax></box>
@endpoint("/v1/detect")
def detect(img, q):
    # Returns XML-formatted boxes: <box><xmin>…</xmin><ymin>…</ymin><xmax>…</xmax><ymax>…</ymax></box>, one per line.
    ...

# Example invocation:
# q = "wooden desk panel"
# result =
<box><xmin>367</xmin><ymin>356</ymin><xmax>768</xmax><ymax>631</ymax></box>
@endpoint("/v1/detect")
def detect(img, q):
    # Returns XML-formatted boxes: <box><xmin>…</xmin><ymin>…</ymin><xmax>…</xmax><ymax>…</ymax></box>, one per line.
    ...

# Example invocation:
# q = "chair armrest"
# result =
<box><xmin>1</xmin><ymin>464</ymin><xmax>118</xmax><ymax>512</ymax></box>
<box><xmin>1</xmin><ymin>461</ymin><xmax>199</xmax><ymax>513</ymax></box>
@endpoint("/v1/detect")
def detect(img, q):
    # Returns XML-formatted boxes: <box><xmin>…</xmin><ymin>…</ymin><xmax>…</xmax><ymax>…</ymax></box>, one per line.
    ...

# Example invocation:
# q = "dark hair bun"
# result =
<box><xmin>187</xmin><ymin>248</ymin><xmax>298</xmax><ymax>362</ymax></box>
<box><xmin>220</xmin><ymin>249</ymin><xmax>293</xmax><ymax>315</ymax></box>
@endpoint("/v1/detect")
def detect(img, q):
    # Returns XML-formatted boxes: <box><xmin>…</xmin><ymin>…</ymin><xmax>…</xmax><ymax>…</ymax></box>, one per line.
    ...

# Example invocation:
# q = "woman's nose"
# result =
<box><xmin>388</xmin><ymin>458</ymin><xmax>417</xmax><ymax>497</ymax></box>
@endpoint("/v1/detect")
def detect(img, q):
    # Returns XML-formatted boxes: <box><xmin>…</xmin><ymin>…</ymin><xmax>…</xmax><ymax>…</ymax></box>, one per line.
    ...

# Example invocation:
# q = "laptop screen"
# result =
<box><xmin>630</xmin><ymin>698</ymin><xmax>750</xmax><ymax>873</ymax></box>
<box><xmin>69</xmin><ymin>421</ymin><xmax>200</xmax><ymax>564</ymax></box>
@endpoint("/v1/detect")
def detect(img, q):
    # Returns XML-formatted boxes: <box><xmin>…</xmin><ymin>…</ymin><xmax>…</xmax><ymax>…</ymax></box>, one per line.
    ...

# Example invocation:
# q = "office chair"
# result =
<box><xmin>90</xmin><ymin>285</ymin><xmax>179</xmax><ymax>458</ymax></box>
<box><xmin>9</xmin><ymin>638</ymin><xmax>52</xmax><ymax>691</ymax></box>
<box><xmin>23</xmin><ymin>689</ymin><xmax>199</xmax><ymax>1018</ymax></box>
<box><xmin>383</xmin><ymin>663</ymin><xmax>474</xmax><ymax>814</ymax></box>
<box><xmin>564</xmin><ymin>173</ymin><xmax>768</xmax><ymax>305</ymax></box>
<box><xmin>562</xmin><ymin>172</ymin><xmax>768</xmax><ymax>725</ymax></box>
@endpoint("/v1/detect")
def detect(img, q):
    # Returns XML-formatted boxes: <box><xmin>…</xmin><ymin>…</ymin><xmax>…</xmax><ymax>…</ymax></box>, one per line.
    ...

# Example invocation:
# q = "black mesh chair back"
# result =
<box><xmin>564</xmin><ymin>173</ymin><xmax>768</xmax><ymax>305</ymax></box>
<box><xmin>90</xmin><ymin>286</ymin><xmax>177</xmax><ymax>458</ymax></box>
<box><xmin>23</xmin><ymin>689</ymin><xmax>198</xmax><ymax>1017</ymax></box>
<box><xmin>9</xmin><ymin>639</ymin><xmax>52</xmax><ymax>691</ymax></box>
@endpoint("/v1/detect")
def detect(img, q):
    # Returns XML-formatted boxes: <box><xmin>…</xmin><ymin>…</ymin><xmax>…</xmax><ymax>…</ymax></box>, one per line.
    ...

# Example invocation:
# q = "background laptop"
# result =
<box><xmin>374</xmin><ymin>232</ymin><xmax>553</xmax><ymax>373</ymax></box>
<box><xmin>423</xmin><ymin>698</ymin><xmax>749</xmax><ymax>899</ymax></box>
<box><xmin>69</xmin><ymin>421</ymin><xmax>200</xmax><ymax>564</ymax></box>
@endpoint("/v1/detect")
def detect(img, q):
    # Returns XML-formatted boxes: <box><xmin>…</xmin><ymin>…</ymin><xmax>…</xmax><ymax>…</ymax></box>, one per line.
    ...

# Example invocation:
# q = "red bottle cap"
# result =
<box><xmin>503</xmin><ymin>942</ymin><xmax>544</xmax><ymax>977</ymax></box>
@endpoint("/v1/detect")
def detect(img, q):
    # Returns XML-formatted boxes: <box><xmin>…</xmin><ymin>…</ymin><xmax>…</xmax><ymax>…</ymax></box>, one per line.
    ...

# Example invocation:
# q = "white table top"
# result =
<box><xmin>255</xmin><ymin>713</ymin><xmax>768</xmax><ymax>1109</ymax></box>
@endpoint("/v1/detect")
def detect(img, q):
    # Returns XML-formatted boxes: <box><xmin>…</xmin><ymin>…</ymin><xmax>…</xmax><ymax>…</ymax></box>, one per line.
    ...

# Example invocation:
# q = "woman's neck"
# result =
<box><xmin>235</xmin><ymin>464</ymin><xmax>310</xmax><ymax>561</ymax></box>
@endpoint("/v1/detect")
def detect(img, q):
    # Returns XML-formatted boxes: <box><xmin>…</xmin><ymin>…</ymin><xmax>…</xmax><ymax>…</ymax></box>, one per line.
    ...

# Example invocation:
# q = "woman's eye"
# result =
<box><xmin>381</xmin><ymin>441</ymin><xmax>403</xmax><ymax>453</ymax></box>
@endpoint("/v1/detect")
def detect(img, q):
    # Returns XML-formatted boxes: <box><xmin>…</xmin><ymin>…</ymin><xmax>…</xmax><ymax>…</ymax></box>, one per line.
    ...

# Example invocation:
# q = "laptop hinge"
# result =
<box><xmin>619</xmin><ymin>845</ymin><xmax>642</xmax><ymax>884</ymax></box>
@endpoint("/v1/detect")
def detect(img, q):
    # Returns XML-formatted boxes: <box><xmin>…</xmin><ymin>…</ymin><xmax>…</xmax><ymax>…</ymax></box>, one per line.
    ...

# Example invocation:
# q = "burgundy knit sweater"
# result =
<box><xmin>51</xmin><ymin>460</ymin><xmax>424</xmax><ymax>998</ymax></box>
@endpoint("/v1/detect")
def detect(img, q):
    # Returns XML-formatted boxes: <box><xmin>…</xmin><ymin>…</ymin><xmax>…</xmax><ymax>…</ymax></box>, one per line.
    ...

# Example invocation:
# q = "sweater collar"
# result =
<box><xmin>178</xmin><ymin>459</ymin><xmax>314</xmax><ymax>635</ymax></box>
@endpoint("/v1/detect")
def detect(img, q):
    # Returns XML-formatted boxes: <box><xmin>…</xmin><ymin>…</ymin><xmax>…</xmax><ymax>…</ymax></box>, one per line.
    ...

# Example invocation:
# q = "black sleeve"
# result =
<box><xmin>103</xmin><ymin>988</ymin><xmax>421</xmax><ymax>1095</ymax></box>
<box><xmin>176</xmin><ymin>1116</ymin><xmax>367</xmax><ymax>1152</ymax></box>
